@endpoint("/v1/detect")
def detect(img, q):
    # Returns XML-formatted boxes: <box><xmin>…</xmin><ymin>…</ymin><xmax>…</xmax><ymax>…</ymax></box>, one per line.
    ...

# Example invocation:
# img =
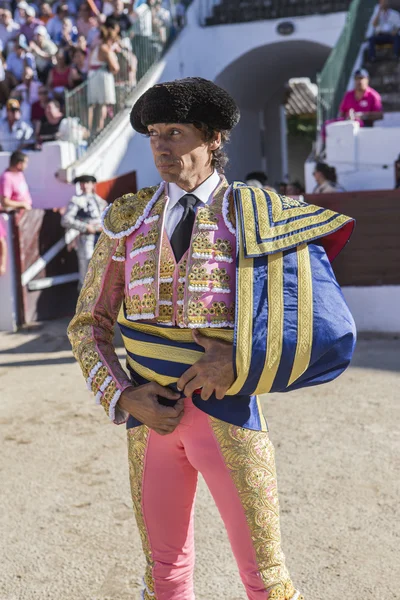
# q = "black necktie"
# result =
<box><xmin>170</xmin><ymin>194</ymin><xmax>200</xmax><ymax>262</ymax></box>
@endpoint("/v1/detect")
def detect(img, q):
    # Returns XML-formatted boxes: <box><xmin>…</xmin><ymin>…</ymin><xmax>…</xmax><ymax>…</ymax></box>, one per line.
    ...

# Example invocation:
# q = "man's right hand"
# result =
<box><xmin>119</xmin><ymin>382</ymin><xmax>183</xmax><ymax>436</ymax></box>
<box><xmin>86</xmin><ymin>224</ymin><xmax>97</xmax><ymax>234</ymax></box>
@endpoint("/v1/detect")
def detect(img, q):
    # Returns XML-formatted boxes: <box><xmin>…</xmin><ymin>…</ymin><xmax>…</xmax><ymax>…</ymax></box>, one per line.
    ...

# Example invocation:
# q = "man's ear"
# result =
<box><xmin>209</xmin><ymin>131</ymin><xmax>222</xmax><ymax>151</ymax></box>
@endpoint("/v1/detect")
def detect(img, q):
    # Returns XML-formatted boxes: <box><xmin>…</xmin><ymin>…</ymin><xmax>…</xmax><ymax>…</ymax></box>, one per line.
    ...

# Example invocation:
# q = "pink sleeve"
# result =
<box><xmin>67</xmin><ymin>233</ymin><xmax>132</xmax><ymax>425</ymax></box>
<box><xmin>339</xmin><ymin>92</ymin><xmax>350</xmax><ymax>115</ymax></box>
<box><xmin>371</xmin><ymin>91</ymin><xmax>383</xmax><ymax>112</ymax></box>
<box><xmin>0</xmin><ymin>173</ymin><xmax>13</xmax><ymax>199</ymax></box>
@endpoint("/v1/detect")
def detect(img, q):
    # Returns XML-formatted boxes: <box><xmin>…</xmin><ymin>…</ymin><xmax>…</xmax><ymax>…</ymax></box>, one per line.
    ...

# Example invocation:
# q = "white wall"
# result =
<box><xmin>343</xmin><ymin>286</ymin><xmax>400</xmax><ymax>333</ymax></box>
<box><xmin>0</xmin><ymin>214</ymin><xmax>18</xmax><ymax>331</ymax></box>
<box><xmin>305</xmin><ymin>120</ymin><xmax>399</xmax><ymax>192</ymax></box>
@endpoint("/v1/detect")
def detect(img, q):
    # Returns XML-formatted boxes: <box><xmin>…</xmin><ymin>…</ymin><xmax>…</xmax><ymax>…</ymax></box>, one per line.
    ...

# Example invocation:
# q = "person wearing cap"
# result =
<box><xmin>68</xmin><ymin>77</ymin><xmax>356</xmax><ymax>599</ymax></box>
<box><xmin>0</xmin><ymin>9</ymin><xmax>20</xmax><ymax>57</ymax></box>
<box><xmin>0</xmin><ymin>98</ymin><xmax>33</xmax><ymax>151</ymax></box>
<box><xmin>6</xmin><ymin>33</ymin><xmax>37</xmax><ymax>82</ymax></box>
<box><xmin>14</xmin><ymin>1</ymin><xmax>29</xmax><ymax>27</ymax></box>
<box><xmin>0</xmin><ymin>150</ymin><xmax>32</xmax><ymax>212</ymax></box>
<box><xmin>29</xmin><ymin>25</ymin><xmax>58</xmax><ymax>82</ymax></box>
<box><xmin>61</xmin><ymin>175</ymin><xmax>107</xmax><ymax>288</ymax></box>
<box><xmin>338</xmin><ymin>69</ymin><xmax>383</xmax><ymax>128</ymax></box>
<box><xmin>369</xmin><ymin>0</ymin><xmax>400</xmax><ymax>60</ymax></box>
<box><xmin>20</xmin><ymin>5</ymin><xmax>43</xmax><ymax>43</ymax></box>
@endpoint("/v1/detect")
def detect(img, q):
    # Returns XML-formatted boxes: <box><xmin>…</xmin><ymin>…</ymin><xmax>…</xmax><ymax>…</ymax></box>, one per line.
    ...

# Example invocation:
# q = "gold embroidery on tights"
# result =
<box><xmin>209</xmin><ymin>418</ymin><xmax>303</xmax><ymax>600</ymax></box>
<box><xmin>127</xmin><ymin>426</ymin><xmax>157</xmax><ymax>599</ymax></box>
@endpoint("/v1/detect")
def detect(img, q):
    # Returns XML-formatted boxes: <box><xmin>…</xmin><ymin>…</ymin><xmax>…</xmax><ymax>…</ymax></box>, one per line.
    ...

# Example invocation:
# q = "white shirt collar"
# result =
<box><xmin>167</xmin><ymin>171</ymin><xmax>220</xmax><ymax>210</ymax></box>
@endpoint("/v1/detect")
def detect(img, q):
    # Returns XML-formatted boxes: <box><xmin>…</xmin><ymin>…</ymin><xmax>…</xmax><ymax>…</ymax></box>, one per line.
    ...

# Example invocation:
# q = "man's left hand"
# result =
<box><xmin>177</xmin><ymin>330</ymin><xmax>235</xmax><ymax>401</ymax></box>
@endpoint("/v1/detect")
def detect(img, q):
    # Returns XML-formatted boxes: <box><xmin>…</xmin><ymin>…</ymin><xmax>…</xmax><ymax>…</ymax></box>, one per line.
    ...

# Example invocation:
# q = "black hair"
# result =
<box><xmin>193</xmin><ymin>122</ymin><xmax>230</xmax><ymax>173</ymax></box>
<box><xmin>10</xmin><ymin>151</ymin><xmax>27</xmax><ymax>166</ymax></box>
<box><xmin>245</xmin><ymin>171</ymin><xmax>268</xmax><ymax>186</ymax></box>
<box><xmin>315</xmin><ymin>162</ymin><xmax>337</xmax><ymax>184</ymax></box>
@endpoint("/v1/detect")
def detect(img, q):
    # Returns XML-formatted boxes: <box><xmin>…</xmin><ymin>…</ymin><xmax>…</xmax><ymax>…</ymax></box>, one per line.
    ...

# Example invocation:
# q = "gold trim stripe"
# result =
<box><xmin>118</xmin><ymin>309</ymin><xmax>234</xmax><ymax>343</ymax></box>
<box><xmin>254</xmin><ymin>252</ymin><xmax>284</xmax><ymax>395</ymax></box>
<box><xmin>288</xmin><ymin>244</ymin><xmax>313</xmax><ymax>386</ymax></box>
<box><xmin>227</xmin><ymin>226</ymin><xmax>254</xmax><ymax>396</ymax></box>
<box><xmin>122</xmin><ymin>334</ymin><xmax>203</xmax><ymax>365</ymax></box>
<box><xmin>237</xmin><ymin>185</ymin><xmax>353</xmax><ymax>257</ymax></box>
<box><xmin>126</xmin><ymin>355</ymin><xmax>178</xmax><ymax>386</ymax></box>
<box><xmin>256</xmin><ymin>396</ymin><xmax>268</xmax><ymax>432</ymax></box>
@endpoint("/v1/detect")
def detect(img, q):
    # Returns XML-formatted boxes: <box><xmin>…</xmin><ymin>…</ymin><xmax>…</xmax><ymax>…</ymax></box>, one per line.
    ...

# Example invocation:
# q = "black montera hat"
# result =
<box><xmin>130</xmin><ymin>77</ymin><xmax>240</xmax><ymax>133</ymax></box>
<box><xmin>73</xmin><ymin>175</ymin><xmax>97</xmax><ymax>184</ymax></box>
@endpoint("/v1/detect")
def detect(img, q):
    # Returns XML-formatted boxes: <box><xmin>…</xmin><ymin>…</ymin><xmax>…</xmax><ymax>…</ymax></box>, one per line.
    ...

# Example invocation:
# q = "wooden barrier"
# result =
<box><xmin>305</xmin><ymin>189</ymin><xmax>400</xmax><ymax>286</ymax></box>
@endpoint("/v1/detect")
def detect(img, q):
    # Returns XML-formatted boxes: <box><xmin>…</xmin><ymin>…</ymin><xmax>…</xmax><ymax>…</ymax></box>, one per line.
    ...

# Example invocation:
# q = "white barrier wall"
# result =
<box><xmin>0</xmin><ymin>213</ymin><xmax>18</xmax><ymax>332</ymax></box>
<box><xmin>343</xmin><ymin>286</ymin><xmax>400</xmax><ymax>334</ymax></box>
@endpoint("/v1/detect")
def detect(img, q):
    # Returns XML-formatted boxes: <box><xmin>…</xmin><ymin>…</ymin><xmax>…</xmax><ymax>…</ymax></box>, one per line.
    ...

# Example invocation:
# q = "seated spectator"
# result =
<box><xmin>46</xmin><ymin>49</ymin><xmax>72</xmax><ymax>95</ymax></box>
<box><xmin>313</xmin><ymin>162</ymin><xmax>345</xmax><ymax>193</ymax></box>
<box><xmin>31</xmin><ymin>85</ymin><xmax>49</xmax><ymax>126</ymax></box>
<box><xmin>46</xmin><ymin>4</ymin><xmax>69</xmax><ymax>43</ymax></box>
<box><xmin>14</xmin><ymin>1</ymin><xmax>28</xmax><ymax>27</ymax></box>
<box><xmin>0</xmin><ymin>54</ymin><xmax>18</xmax><ymax>109</ymax></box>
<box><xmin>0</xmin><ymin>150</ymin><xmax>32</xmax><ymax>213</ymax></box>
<box><xmin>369</xmin><ymin>0</ymin><xmax>400</xmax><ymax>61</ymax></box>
<box><xmin>7</xmin><ymin>34</ymin><xmax>37</xmax><ymax>82</ymax></box>
<box><xmin>0</xmin><ymin>99</ymin><xmax>33</xmax><ymax>152</ymax></box>
<box><xmin>52</xmin><ymin>0</ymin><xmax>79</xmax><ymax>18</ymax></box>
<box><xmin>76</xmin><ymin>33</ymin><xmax>89</xmax><ymax>53</ymax></box>
<box><xmin>105</xmin><ymin>0</ymin><xmax>131</xmax><ymax>33</ymax></box>
<box><xmin>278</xmin><ymin>182</ymin><xmax>287</xmax><ymax>195</ymax></box>
<box><xmin>149</xmin><ymin>0</ymin><xmax>171</xmax><ymax>44</ymax></box>
<box><xmin>339</xmin><ymin>69</ymin><xmax>383</xmax><ymax>127</ymax></box>
<box><xmin>35</xmin><ymin>98</ymin><xmax>64</xmax><ymax>145</ymax></box>
<box><xmin>29</xmin><ymin>25</ymin><xmax>58</xmax><ymax>83</ymax></box>
<box><xmin>0</xmin><ymin>9</ymin><xmax>20</xmax><ymax>57</ymax></box>
<box><xmin>70</xmin><ymin>47</ymin><xmax>87</xmax><ymax>87</ymax></box>
<box><xmin>12</xmin><ymin>65</ymin><xmax>41</xmax><ymax>122</ymax></box>
<box><xmin>20</xmin><ymin>5</ymin><xmax>42</xmax><ymax>43</ymax></box>
<box><xmin>245</xmin><ymin>171</ymin><xmax>269</xmax><ymax>189</ymax></box>
<box><xmin>0</xmin><ymin>214</ymin><xmax>7</xmax><ymax>275</ymax></box>
<box><xmin>39</xmin><ymin>3</ymin><xmax>54</xmax><ymax>26</ymax></box>
<box><xmin>175</xmin><ymin>1</ymin><xmax>186</xmax><ymax>29</ymax></box>
<box><xmin>57</xmin><ymin>17</ymin><xmax>78</xmax><ymax>49</ymax></box>
<box><xmin>77</xmin><ymin>3</ymin><xmax>97</xmax><ymax>37</ymax></box>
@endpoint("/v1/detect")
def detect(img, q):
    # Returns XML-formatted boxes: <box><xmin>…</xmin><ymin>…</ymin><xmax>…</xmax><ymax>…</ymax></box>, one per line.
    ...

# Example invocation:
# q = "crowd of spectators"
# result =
<box><xmin>0</xmin><ymin>0</ymin><xmax>188</xmax><ymax>153</ymax></box>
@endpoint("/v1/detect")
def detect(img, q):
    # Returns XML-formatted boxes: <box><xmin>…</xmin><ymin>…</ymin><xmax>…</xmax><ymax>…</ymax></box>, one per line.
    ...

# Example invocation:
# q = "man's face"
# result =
<box><xmin>355</xmin><ymin>76</ymin><xmax>368</xmax><ymax>92</ymax></box>
<box><xmin>17</xmin><ymin>158</ymin><xmax>28</xmax><ymax>172</ymax></box>
<box><xmin>380</xmin><ymin>0</ymin><xmax>388</xmax><ymax>9</ymax></box>
<box><xmin>148</xmin><ymin>123</ymin><xmax>220</xmax><ymax>184</ymax></box>
<box><xmin>114</xmin><ymin>0</ymin><xmax>124</xmax><ymax>14</ymax></box>
<box><xmin>7</xmin><ymin>108</ymin><xmax>20</xmax><ymax>123</ymax></box>
<box><xmin>2</xmin><ymin>10</ymin><xmax>11</xmax><ymax>25</ymax></box>
<box><xmin>80</xmin><ymin>181</ymin><xmax>95</xmax><ymax>194</ymax></box>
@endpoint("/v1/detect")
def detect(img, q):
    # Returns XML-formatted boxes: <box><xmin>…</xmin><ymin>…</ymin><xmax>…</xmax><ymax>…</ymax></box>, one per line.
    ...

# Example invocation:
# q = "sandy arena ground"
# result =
<box><xmin>0</xmin><ymin>319</ymin><xmax>399</xmax><ymax>600</ymax></box>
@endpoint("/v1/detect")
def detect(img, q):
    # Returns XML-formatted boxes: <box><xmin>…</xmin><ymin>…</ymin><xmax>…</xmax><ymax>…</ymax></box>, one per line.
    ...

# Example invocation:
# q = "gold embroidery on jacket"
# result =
<box><xmin>127</xmin><ymin>426</ymin><xmax>157</xmax><ymax>599</ymax></box>
<box><xmin>209</xmin><ymin>419</ymin><xmax>302</xmax><ymax>600</ymax></box>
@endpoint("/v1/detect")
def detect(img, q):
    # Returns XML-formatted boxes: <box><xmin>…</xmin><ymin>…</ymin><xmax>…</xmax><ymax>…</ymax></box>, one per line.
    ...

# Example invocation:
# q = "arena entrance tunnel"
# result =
<box><xmin>214</xmin><ymin>40</ymin><xmax>332</xmax><ymax>186</ymax></box>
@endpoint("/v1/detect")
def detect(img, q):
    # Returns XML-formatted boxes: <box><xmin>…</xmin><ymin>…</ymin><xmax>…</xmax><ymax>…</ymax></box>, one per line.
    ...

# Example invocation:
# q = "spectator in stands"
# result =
<box><xmin>14</xmin><ymin>1</ymin><xmax>28</xmax><ymax>27</ymax></box>
<box><xmin>339</xmin><ymin>69</ymin><xmax>383</xmax><ymax>127</ymax></box>
<box><xmin>0</xmin><ymin>215</ymin><xmax>7</xmax><ymax>275</ymax></box>
<box><xmin>369</xmin><ymin>0</ymin><xmax>400</xmax><ymax>61</ymax></box>
<box><xmin>313</xmin><ymin>162</ymin><xmax>345</xmax><ymax>193</ymax></box>
<box><xmin>39</xmin><ymin>3</ymin><xmax>54</xmax><ymax>26</ymax></box>
<box><xmin>245</xmin><ymin>171</ymin><xmax>268</xmax><ymax>188</ymax></box>
<box><xmin>175</xmin><ymin>1</ymin><xmax>186</xmax><ymax>29</ymax></box>
<box><xmin>0</xmin><ymin>98</ymin><xmax>33</xmax><ymax>151</ymax></box>
<box><xmin>61</xmin><ymin>174</ymin><xmax>107</xmax><ymax>288</ymax></box>
<box><xmin>20</xmin><ymin>5</ymin><xmax>42</xmax><ymax>43</ymax></box>
<box><xmin>0</xmin><ymin>10</ymin><xmax>20</xmax><ymax>57</ymax></box>
<box><xmin>29</xmin><ymin>25</ymin><xmax>58</xmax><ymax>83</ymax></box>
<box><xmin>12</xmin><ymin>64</ymin><xmax>41</xmax><ymax>122</ymax></box>
<box><xmin>77</xmin><ymin>2</ymin><xmax>98</xmax><ymax>37</ymax></box>
<box><xmin>35</xmin><ymin>98</ymin><xmax>64</xmax><ymax>145</ymax></box>
<box><xmin>76</xmin><ymin>33</ymin><xmax>90</xmax><ymax>53</ymax></box>
<box><xmin>87</xmin><ymin>25</ymin><xmax>119</xmax><ymax>131</ymax></box>
<box><xmin>0</xmin><ymin>54</ymin><xmax>18</xmax><ymax>108</ymax></box>
<box><xmin>30</xmin><ymin>84</ymin><xmax>49</xmax><ymax>127</ymax></box>
<box><xmin>149</xmin><ymin>0</ymin><xmax>171</xmax><ymax>44</ymax></box>
<box><xmin>70</xmin><ymin>47</ymin><xmax>88</xmax><ymax>87</ymax></box>
<box><xmin>58</xmin><ymin>17</ymin><xmax>78</xmax><ymax>49</ymax></box>
<box><xmin>7</xmin><ymin>34</ymin><xmax>36</xmax><ymax>83</ymax></box>
<box><xmin>0</xmin><ymin>150</ymin><xmax>32</xmax><ymax>212</ymax></box>
<box><xmin>105</xmin><ymin>0</ymin><xmax>132</xmax><ymax>33</ymax></box>
<box><xmin>46</xmin><ymin>49</ymin><xmax>72</xmax><ymax>95</ymax></box>
<box><xmin>46</xmin><ymin>4</ymin><xmax>69</xmax><ymax>43</ymax></box>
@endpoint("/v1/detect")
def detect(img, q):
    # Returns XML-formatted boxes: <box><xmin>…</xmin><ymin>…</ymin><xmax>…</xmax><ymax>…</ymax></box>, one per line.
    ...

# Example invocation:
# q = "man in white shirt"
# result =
<box><xmin>369</xmin><ymin>0</ymin><xmax>400</xmax><ymax>60</ymax></box>
<box><xmin>0</xmin><ymin>99</ymin><xmax>33</xmax><ymax>152</ymax></box>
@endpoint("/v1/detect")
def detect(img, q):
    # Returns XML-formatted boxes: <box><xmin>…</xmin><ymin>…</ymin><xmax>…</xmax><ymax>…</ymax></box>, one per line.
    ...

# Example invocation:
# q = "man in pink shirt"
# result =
<box><xmin>339</xmin><ymin>68</ymin><xmax>383</xmax><ymax>127</ymax></box>
<box><xmin>0</xmin><ymin>150</ymin><xmax>32</xmax><ymax>212</ymax></box>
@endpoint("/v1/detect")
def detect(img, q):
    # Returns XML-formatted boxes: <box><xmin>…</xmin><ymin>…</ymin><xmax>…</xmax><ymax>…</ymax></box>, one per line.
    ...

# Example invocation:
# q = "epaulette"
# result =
<box><xmin>102</xmin><ymin>184</ymin><xmax>163</xmax><ymax>239</ymax></box>
<box><xmin>232</xmin><ymin>182</ymin><xmax>354</xmax><ymax>262</ymax></box>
